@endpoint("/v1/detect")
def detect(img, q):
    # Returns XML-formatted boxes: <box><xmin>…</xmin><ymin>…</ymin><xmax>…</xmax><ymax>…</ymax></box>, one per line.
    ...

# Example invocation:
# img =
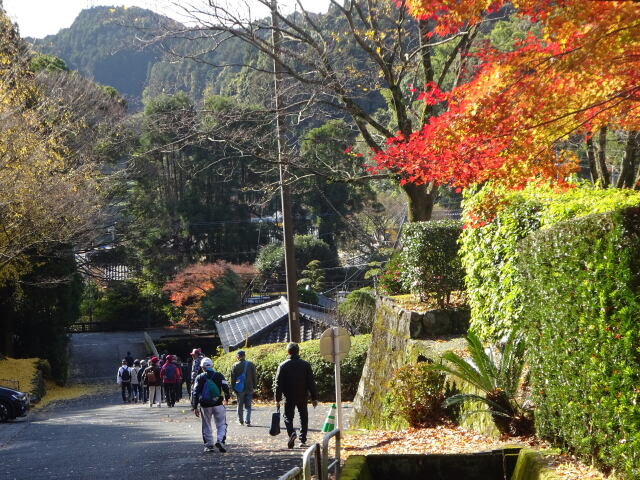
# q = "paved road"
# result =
<box><xmin>68</xmin><ymin>332</ymin><xmax>148</xmax><ymax>382</ymax></box>
<box><xmin>0</xmin><ymin>388</ymin><xmax>333</xmax><ymax>480</ymax></box>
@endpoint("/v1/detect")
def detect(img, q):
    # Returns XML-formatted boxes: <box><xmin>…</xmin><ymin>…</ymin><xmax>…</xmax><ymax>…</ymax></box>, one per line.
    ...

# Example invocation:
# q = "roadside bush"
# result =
<box><xmin>214</xmin><ymin>334</ymin><xmax>370</xmax><ymax>400</ymax></box>
<box><xmin>384</xmin><ymin>363</ymin><xmax>448</xmax><ymax>428</ymax></box>
<box><xmin>460</xmin><ymin>182</ymin><xmax>640</xmax><ymax>341</ymax></box>
<box><xmin>401</xmin><ymin>220</ymin><xmax>464</xmax><ymax>306</ymax></box>
<box><xmin>517</xmin><ymin>207</ymin><xmax>640</xmax><ymax>479</ymax></box>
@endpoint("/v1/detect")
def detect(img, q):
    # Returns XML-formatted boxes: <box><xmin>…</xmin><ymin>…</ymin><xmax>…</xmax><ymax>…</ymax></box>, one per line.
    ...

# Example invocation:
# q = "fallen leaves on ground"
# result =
<box><xmin>34</xmin><ymin>381</ymin><xmax>107</xmax><ymax>409</ymax></box>
<box><xmin>0</xmin><ymin>357</ymin><xmax>39</xmax><ymax>392</ymax></box>
<box><xmin>342</xmin><ymin>425</ymin><xmax>610</xmax><ymax>480</ymax></box>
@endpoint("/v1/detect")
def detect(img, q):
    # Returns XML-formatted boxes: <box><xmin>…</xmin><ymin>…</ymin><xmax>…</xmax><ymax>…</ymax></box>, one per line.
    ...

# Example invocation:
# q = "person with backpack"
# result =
<box><xmin>190</xmin><ymin>348</ymin><xmax>204</xmax><ymax>385</ymax></box>
<box><xmin>138</xmin><ymin>359</ymin><xmax>148</xmax><ymax>403</ymax></box>
<box><xmin>180</xmin><ymin>358</ymin><xmax>191</xmax><ymax>396</ymax></box>
<box><xmin>142</xmin><ymin>356</ymin><xmax>162</xmax><ymax>407</ymax></box>
<box><xmin>116</xmin><ymin>359</ymin><xmax>132</xmax><ymax>403</ymax></box>
<box><xmin>131</xmin><ymin>359</ymin><xmax>142</xmax><ymax>403</ymax></box>
<box><xmin>274</xmin><ymin>342</ymin><xmax>319</xmax><ymax>449</ymax></box>
<box><xmin>160</xmin><ymin>354</ymin><xmax>181</xmax><ymax>407</ymax></box>
<box><xmin>230</xmin><ymin>350</ymin><xmax>256</xmax><ymax>426</ymax></box>
<box><xmin>191</xmin><ymin>357</ymin><xmax>230</xmax><ymax>453</ymax></box>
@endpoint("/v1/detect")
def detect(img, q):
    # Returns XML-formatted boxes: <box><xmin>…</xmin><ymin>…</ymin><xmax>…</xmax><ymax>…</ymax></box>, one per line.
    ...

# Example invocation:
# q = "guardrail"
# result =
<box><xmin>322</xmin><ymin>429</ymin><xmax>341</xmax><ymax>480</ymax></box>
<box><xmin>276</xmin><ymin>467</ymin><xmax>302</xmax><ymax>480</ymax></box>
<box><xmin>302</xmin><ymin>442</ymin><xmax>322</xmax><ymax>479</ymax></box>
<box><xmin>277</xmin><ymin>430</ymin><xmax>340</xmax><ymax>480</ymax></box>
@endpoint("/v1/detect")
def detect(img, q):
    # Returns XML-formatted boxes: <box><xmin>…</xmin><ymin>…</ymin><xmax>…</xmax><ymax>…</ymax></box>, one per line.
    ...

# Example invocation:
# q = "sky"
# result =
<box><xmin>3</xmin><ymin>0</ymin><xmax>332</xmax><ymax>38</ymax></box>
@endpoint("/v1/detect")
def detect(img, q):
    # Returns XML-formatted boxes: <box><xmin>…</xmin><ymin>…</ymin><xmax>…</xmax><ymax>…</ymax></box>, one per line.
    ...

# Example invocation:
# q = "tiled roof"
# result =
<box><xmin>216</xmin><ymin>297</ymin><xmax>335</xmax><ymax>352</ymax></box>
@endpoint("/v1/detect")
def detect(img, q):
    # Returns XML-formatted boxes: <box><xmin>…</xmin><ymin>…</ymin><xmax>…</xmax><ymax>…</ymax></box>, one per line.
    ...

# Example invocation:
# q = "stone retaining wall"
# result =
<box><xmin>351</xmin><ymin>296</ymin><xmax>469</xmax><ymax>428</ymax></box>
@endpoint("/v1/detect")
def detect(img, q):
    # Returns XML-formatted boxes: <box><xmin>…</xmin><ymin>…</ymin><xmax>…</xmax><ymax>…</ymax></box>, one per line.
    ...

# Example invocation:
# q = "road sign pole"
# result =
<box><xmin>333</xmin><ymin>327</ymin><xmax>343</xmax><ymax>431</ymax></box>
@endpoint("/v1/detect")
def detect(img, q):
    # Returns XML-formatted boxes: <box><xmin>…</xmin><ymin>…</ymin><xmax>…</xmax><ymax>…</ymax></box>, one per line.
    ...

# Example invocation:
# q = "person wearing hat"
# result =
<box><xmin>274</xmin><ymin>342</ymin><xmax>318</xmax><ymax>449</ymax></box>
<box><xmin>160</xmin><ymin>354</ymin><xmax>181</xmax><ymax>407</ymax></box>
<box><xmin>138</xmin><ymin>359</ymin><xmax>149</xmax><ymax>403</ymax></box>
<box><xmin>191</xmin><ymin>357</ymin><xmax>230</xmax><ymax>453</ymax></box>
<box><xmin>230</xmin><ymin>350</ymin><xmax>256</xmax><ymax>426</ymax></box>
<box><xmin>142</xmin><ymin>356</ymin><xmax>162</xmax><ymax>407</ymax></box>
<box><xmin>190</xmin><ymin>348</ymin><xmax>204</xmax><ymax>385</ymax></box>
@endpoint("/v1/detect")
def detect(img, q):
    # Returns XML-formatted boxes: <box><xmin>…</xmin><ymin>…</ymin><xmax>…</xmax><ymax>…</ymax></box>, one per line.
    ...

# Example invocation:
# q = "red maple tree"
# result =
<box><xmin>374</xmin><ymin>0</ymin><xmax>640</xmax><ymax>190</ymax></box>
<box><xmin>163</xmin><ymin>261</ymin><xmax>256</xmax><ymax>329</ymax></box>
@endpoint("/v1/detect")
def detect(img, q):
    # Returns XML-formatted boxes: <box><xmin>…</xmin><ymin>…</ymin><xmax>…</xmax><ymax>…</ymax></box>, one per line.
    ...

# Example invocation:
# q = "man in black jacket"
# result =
<box><xmin>274</xmin><ymin>342</ymin><xmax>318</xmax><ymax>449</ymax></box>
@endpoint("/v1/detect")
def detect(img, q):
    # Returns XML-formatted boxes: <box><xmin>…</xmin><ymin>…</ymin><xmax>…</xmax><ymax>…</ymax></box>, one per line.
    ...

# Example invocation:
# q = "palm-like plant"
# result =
<box><xmin>433</xmin><ymin>330</ymin><xmax>533</xmax><ymax>436</ymax></box>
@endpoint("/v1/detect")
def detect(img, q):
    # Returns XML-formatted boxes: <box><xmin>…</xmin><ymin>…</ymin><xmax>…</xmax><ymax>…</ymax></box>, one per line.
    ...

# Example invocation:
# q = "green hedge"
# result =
<box><xmin>401</xmin><ymin>220</ymin><xmax>464</xmax><ymax>305</ymax></box>
<box><xmin>214</xmin><ymin>335</ymin><xmax>370</xmax><ymax>400</ymax></box>
<box><xmin>516</xmin><ymin>207</ymin><xmax>640</xmax><ymax>479</ymax></box>
<box><xmin>460</xmin><ymin>183</ymin><xmax>640</xmax><ymax>341</ymax></box>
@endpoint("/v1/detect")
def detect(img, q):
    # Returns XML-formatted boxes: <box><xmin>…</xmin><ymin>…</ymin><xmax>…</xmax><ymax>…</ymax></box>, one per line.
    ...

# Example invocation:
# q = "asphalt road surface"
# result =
<box><xmin>0</xmin><ymin>388</ymin><xmax>332</xmax><ymax>480</ymax></box>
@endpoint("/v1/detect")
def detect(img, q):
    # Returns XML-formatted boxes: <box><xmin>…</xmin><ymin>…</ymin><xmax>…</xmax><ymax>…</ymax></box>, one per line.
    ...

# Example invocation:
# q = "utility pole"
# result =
<box><xmin>271</xmin><ymin>0</ymin><xmax>301</xmax><ymax>343</ymax></box>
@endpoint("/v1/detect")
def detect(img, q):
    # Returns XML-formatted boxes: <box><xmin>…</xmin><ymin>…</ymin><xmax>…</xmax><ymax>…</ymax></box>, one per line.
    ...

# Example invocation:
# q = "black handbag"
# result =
<box><xmin>269</xmin><ymin>406</ymin><xmax>281</xmax><ymax>436</ymax></box>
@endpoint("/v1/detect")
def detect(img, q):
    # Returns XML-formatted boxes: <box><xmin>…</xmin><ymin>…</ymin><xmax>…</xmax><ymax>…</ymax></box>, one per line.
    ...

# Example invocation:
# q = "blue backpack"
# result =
<box><xmin>234</xmin><ymin>362</ymin><xmax>248</xmax><ymax>393</ymax></box>
<box><xmin>164</xmin><ymin>363</ymin><xmax>177</xmax><ymax>382</ymax></box>
<box><xmin>199</xmin><ymin>374</ymin><xmax>222</xmax><ymax>405</ymax></box>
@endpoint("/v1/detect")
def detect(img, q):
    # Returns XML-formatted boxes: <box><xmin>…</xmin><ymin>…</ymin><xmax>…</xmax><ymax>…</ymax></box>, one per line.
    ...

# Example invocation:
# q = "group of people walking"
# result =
<box><xmin>116</xmin><ymin>350</ymin><xmax>192</xmax><ymax>406</ymax></box>
<box><xmin>116</xmin><ymin>342</ymin><xmax>319</xmax><ymax>453</ymax></box>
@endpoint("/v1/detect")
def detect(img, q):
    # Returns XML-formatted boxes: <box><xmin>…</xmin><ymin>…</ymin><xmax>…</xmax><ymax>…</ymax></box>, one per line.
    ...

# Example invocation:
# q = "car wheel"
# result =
<box><xmin>0</xmin><ymin>400</ymin><xmax>12</xmax><ymax>422</ymax></box>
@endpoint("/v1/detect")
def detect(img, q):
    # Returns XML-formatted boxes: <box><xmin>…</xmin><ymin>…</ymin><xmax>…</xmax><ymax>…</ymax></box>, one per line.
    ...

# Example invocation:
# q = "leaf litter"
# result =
<box><xmin>341</xmin><ymin>425</ymin><xmax>611</xmax><ymax>479</ymax></box>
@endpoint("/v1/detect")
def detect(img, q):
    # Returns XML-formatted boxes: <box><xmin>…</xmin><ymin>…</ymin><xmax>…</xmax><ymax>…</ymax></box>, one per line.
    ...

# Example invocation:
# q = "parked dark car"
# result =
<box><xmin>0</xmin><ymin>386</ymin><xmax>29</xmax><ymax>421</ymax></box>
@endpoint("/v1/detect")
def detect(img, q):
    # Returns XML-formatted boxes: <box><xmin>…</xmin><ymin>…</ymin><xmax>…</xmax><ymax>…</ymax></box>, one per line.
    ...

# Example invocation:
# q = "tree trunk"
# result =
<box><xmin>616</xmin><ymin>131</ymin><xmax>639</xmax><ymax>188</ymax></box>
<box><xmin>596</xmin><ymin>127</ymin><xmax>611</xmax><ymax>187</ymax></box>
<box><xmin>402</xmin><ymin>182</ymin><xmax>436</xmax><ymax>222</ymax></box>
<box><xmin>586</xmin><ymin>134</ymin><xmax>609</xmax><ymax>187</ymax></box>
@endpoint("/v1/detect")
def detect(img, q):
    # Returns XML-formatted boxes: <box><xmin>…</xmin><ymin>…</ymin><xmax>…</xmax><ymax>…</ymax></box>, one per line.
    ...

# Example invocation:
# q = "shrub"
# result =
<box><xmin>255</xmin><ymin>235</ymin><xmax>339</xmax><ymax>280</ymax></box>
<box><xmin>432</xmin><ymin>330</ymin><xmax>533</xmax><ymax>436</ymax></box>
<box><xmin>337</xmin><ymin>287</ymin><xmax>376</xmax><ymax>334</ymax></box>
<box><xmin>297</xmin><ymin>286</ymin><xmax>319</xmax><ymax>305</ymax></box>
<box><xmin>214</xmin><ymin>334</ymin><xmax>370</xmax><ymax>400</ymax></box>
<box><xmin>460</xmin><ymin>182</ymin><xmax>640</xmax><ymax>341</ymax></box>
<box><xmin>517</xmin><ymin>207</ymin><xmax>640</xmax><ymax>478</ymax></box>
<box><xmin>401</xmin><ymin>220</ymin><xmax>465</xmax><ymax>306</ymax></box>
<box><xmin>376</xmin><ymin>251</ymin><xmax>407</xmax><ymax>296</ymax></box>
<box><xmin>384</xmin><ymin>363</ymin><xmax>448</xmax><ymax>428</ymax></box>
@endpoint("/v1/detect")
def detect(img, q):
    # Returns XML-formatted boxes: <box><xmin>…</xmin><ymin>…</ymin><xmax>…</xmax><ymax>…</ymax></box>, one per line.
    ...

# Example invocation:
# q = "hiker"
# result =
<box><xmin>230</xmin><ymin>350</ymin><xmax>256</xmax><ymax>426</ymax></box>
<box><xmin>161</xmin><ymin>354</ymin><xmax>181</xmax><ymax>407</ymax></box>
<box><xmin>131</xmin><ymin>359</ymin><xmax>143</xmax><ymax>403</ymax></box>
<box><xmin>191</xmin><ymin>357</ymin><xmax>230</xmax><ymax>453</ymax></box>
<box><xmin>116</xmin><ymin>359</ymin><xmax>132</xmax><ymax>403</ymax></box>
<box><xmin>190</xmin><ymin>348</ymin><xmax>204</xmax><ymax>384</ymax></box>
<box><xmin>125</xmin><ymin>351</ymin><xmax>134</xmax><ymax>367</ymax></box>
<box><xmin>274</xmin><ymin>342</ymin><xmax>319</xmax><ymax>449</ymax></box>
<box><xmin>180</xmin><ymin>358</ymin><xmax>191</xmax><ymax>396</ymax></box>
<box><xmin>138</xmin><ymin>359</ymin><xmax>148</xmax><ymax>403</ymax></box>
<box><xmin>173</xmin><ymin>356</ymin><xmax>183</xmax><ymax>402</ymax></box>
<box><xmin>143</xmin><ymin>356</ymin><xmax>162</xmax><ymax>407</ymax></box>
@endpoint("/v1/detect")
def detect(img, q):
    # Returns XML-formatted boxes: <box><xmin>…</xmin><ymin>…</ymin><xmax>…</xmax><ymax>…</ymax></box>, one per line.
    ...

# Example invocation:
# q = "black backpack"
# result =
<box><xmin>121</xmin><ymin>367</ymin><xmax>131</xmax><ymax>382</ymax></box>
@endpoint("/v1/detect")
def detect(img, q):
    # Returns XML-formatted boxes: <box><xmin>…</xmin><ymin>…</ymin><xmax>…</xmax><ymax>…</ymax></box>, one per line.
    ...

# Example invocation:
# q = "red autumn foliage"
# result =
<box><xmin>162</xmin><ymin>261</ymin><xmax>256</xmax><ymax>328</ymax></box>
<box><xmin>374</xmin><ymin>1</ymin><xmax>640</xmax><ymax>190</ymax></box>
